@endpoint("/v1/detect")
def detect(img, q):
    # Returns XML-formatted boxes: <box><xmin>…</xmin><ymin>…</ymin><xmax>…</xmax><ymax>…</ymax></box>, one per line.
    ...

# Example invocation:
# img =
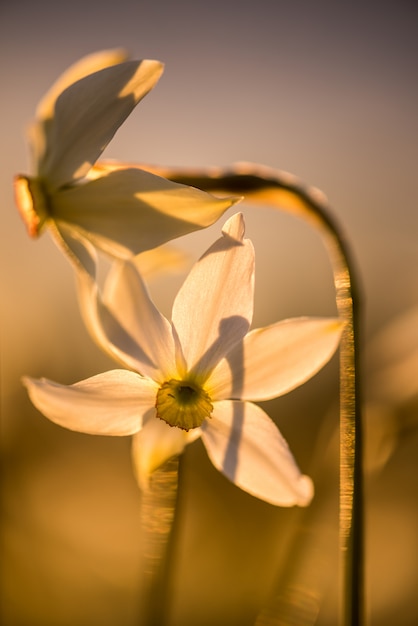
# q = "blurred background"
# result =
<box><xmin>1</xmin><ymin>1</ymin><xmax>417</xmax><ymax>624</ymax></box>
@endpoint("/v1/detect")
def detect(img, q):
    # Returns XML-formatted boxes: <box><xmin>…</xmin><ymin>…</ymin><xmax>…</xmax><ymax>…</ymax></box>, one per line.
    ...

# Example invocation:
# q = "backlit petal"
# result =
<box><xmin>201</xmin><ymin>400</ymin><xmax>313</xmax><ymax>506</ymax></box>
<box><xmin>30</xmin><ymin>49</ymin><xmax>128</xmax><ymax>167</ymax></box>
<box><xmin>47</xmin><ymin>222</ymin><xmax>140</xmax><ymax>368</ymax></box>
<box><xmin>49</xmin><ymin>219</ymin><xmax>98</xmax><ymax>278</ymax></box>
<box><xmin>39</xmin><ymin>60</ymin><xmax>164</xmax><ymax>189</ymax></box>
<box><xmin>75</xmin><ymin>265</ymin><xmax>156</xmax><ymax>374</ymax></box>
<box><xmin>102</xmin><ymin>259</ymin><xmax>177</xmax><ymax>381</ymax></box>
<box><xmin>48</xmin><ymin>221</ymin><xmax>142</xmax><ymax>369</ymax></box>
<box><xmin>51</xmin><ymin>168</ymin><xmax>238</xmax><ymax>257</ymax></box>
<box><xmin>23</xmin><ymin>371</ymin><xmax>157</xmax><ymax>436</ymax></box>
<box><xmin>172</xmin><ymin>213</ymin><xmax>254</xmax><ymax>379</ymax></box>
<box><xmin>131</xmin><ymin>418</ymin><xmax>200</xmax><ymax>489</ymax></box>
<box><xmin>209</xmin><ymin>317</ymin><xmax>343</xmax><ymax>400</ymax></box>
<box><xmin>51</xmin><ymin>223</ymin><xmax>178</xmax><ymax>378</ymax></box>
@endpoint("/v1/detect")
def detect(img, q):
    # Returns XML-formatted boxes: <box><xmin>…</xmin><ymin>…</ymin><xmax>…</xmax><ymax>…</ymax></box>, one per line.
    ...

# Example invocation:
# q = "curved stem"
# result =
<box><xmin>144</xmin><ymin>162</ymin><xmax>364</xmax><ymax>626</ymax></box>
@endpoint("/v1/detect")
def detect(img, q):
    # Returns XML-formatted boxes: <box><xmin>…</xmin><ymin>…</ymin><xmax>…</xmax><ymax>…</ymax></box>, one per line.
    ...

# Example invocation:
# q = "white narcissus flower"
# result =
<box><xmin>14</xmin><ymin>49</ymin><xmax>239</xmax><ymax>276</ymax></box>
<box><xmin>23</xmin><ymin>213</ymin><xmax>343</xmax><ymax>507</ymax></box>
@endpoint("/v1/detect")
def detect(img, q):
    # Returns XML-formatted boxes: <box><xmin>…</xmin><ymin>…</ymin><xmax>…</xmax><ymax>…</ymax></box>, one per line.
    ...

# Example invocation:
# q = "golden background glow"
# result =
<box><xmin>1</xmin><ymin>1</ymin><xmax>417</xmax><ymax>624</ymax></box>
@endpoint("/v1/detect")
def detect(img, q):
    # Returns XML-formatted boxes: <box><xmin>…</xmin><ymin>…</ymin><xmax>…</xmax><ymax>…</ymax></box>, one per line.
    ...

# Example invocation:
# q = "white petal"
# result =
<box><xmin>201</xmin><ymin>401</ymin><xmax>314</xmax><ymax>506</ymax></box>
<box><xmin>75</xmin><ymin>266</ymin><xmax>155</xmax><ymax>374</ymax></box>
<box><xmin>209</xmin><ymin>317</ymin><xmax>343</xmax><ymax>400</ymax></box>
<box><xmin>131</xmin><ymin>418</ymin><xmax>200</xmax><ymax>489</ymax></box>
<box><xmin>72</xmin><ymin>251</ymin><xmax>181</xmax><ymax>381</ymax></box>
<box><xmin>36</xmin><ymin>49</ymin><xmax>129</xmax><ymax>121</ymax></box>
<box><xmin>52</xmin><ymin>167</ymin><xmax>238</xmax><ymax>258</ymax></box>
<box><xmin>102</xmin><ymin>260</ymin><xmax>177</xmax><ymax>381</ymax></box>
<box><xmin>48</xmin><ymin>222</ymin><xmax>145</xmax><ymax>370</ymax></box>
<box><xmin>39</xmin><ymin>60</ymin><xmax>164</xmax><ymax>189</ymax></box>
<box><xmin>48</xmin><ymin>222</ymin><xmax>138</xmax><ymax>368</ymax></box>
<box><xmin>53</xmin><ymin>220</ymin><xmax>174</xmax><ymax>379</ymax></box>
<box><xmin>23</xmin><ymin>371</ymin><xmax>157</xmax><ymax>436</ymax></box>
<box><xmin>49</xmin><ymin>219</ymin><xmax>98</xmax><ymax>278</ymax></box>
<box><xmin>221</xmin><ymin>211</ymin><xmax>246</xmax><ymax>240</ymax></box>
<box><xmin>30</xmin><ymin>49</ymin><xmax>129</xmax><ymax>167</ymax></box>
<box><xmin>172</xmin><ymin>213</ymin><xmax>255</xmax><ymax>378</ymax></box>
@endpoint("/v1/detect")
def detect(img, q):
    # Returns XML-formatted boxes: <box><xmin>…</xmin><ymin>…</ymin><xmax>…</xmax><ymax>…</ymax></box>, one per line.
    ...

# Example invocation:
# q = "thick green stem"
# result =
<box><xmin>144</xmin><ymin>162</ymin><xmax>364</xmax><ymax>625</ymax></box>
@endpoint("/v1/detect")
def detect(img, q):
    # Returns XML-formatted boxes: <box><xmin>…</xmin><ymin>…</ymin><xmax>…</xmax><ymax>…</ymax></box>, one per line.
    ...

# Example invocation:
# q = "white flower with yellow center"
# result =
<box><xmin>23</xmin><ymin>213</ymin><xmax>343</xmax><ymax>506</ymax></box>
<box><xmin>13</xmin><ymin>49</ymin><xmax>238</xmax><ymax>276</ymax></box>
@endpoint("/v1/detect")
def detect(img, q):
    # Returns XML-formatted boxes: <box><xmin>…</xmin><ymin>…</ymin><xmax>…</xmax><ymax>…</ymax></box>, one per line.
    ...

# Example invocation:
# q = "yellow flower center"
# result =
<box><xmin>13</xmin><ymin>175</ymin><xmax>49</xmax><ymax>238</ymax></box>
<box><xmin>156</xmin><ymin>379</ymin><xmax>213</xmax><ymax>431</ymax></box>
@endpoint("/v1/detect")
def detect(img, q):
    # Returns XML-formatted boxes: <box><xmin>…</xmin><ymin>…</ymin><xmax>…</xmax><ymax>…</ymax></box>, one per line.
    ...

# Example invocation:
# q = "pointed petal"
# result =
<box><xmin>47</xmin><ymin>221</ymin><xmax>138</xmax><ymax>368</ymax></box>
<box><xmin>30</xmin><ymin>48</ymin><xmax>129</xmax><ymax>167</ymax></box>
<box><xmin>51</xmin><ymin>220</ymin><xmax>177</xmax><ymax>378</ymax></box>
<box><xmin>36</xmin><ymin>49</ymin><xmax>129</xmax><ymax>122</ymax></box>
<box><xmin>171</xmin><ymin>213</ymin><xmax>255</xmax><ymax>378</ymax></box>
<box><xmin>101</xmin><ymin>259</ymin><xmax>177</xmax><ymax>381</ymax></box>
<box><xmin>131</xmin><ymin>418</ymin><xmax>200</xmax><ymax>489</ymax></box>
<box><xmin>201</xmin><ymin>401</ymin><xmax>313</xmax><ymax>506</ymax></box>
<box><xmin>23</xmin><ymin>371</ymin><xmax>157</xmax><ymax>436</ymax></box>
<box><xmin>51</xmin><ymin>168</ymin><xmax>239</xmax><ymax>257</ymax></box>
<box><xmin>39</xmin><ymin>59</ymin><xmax>164</xmax><ymax>189</ymax></box>
<box><xmin>75</xmin><ymin>264</ymin><xmax>157</xmax><ymax>374</ymax></box>
<box><xmin>49</xmin><ymin>219</ymin><xmax>98</xmax><ymax>278</ymax></box>
<box><xmin>65</xmin><ymin>241</ymin><xmax>179</xmax><ymax>381</ymax></box>
<box><xmin>209</xmin><ymin>317</ymin><xmax>343</xmax><ymax>401</ymax></box>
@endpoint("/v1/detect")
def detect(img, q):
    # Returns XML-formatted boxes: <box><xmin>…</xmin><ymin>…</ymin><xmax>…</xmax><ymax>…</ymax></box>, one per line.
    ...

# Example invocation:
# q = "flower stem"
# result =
<box><xmin>138</xmin><ymin>455</ymin><xmax>180</xmax><ymax>626</ymax></box>
<box><xmin>144</xmin><ymin>162</ymin><xmax>364</xmax><ymax>626</ymax></box>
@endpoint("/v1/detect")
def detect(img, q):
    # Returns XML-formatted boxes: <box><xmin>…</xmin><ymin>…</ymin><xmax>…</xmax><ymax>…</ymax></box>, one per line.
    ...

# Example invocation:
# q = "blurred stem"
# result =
<box><xmin>144</xmin><ymin>162</ymin><xmax>364</xmax><ymax>626</ymax></box>
<box><xmin>139</xmin><ymin>455</ymin><xmax>180</xmax><ymax>626</ymax></box>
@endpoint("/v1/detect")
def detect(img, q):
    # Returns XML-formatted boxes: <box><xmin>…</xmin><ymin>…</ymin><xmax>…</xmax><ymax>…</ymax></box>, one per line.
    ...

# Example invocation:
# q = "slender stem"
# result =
<box><xmin>139</xmin><ymin>455</ymin><xmax>180</xmax><ymax>626</ymax></box>
<box><xmin>144</xmin><ymin>162</ymin><xmax>364</xmax><ymax>625</ymax></box>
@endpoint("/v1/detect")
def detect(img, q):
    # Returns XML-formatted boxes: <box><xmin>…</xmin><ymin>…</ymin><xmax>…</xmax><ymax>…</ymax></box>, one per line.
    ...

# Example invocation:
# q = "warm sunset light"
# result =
<box><xmin>2</xmin><ymin>3</ymin><xmax>417</xmax><ymax>626</ymax></box>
